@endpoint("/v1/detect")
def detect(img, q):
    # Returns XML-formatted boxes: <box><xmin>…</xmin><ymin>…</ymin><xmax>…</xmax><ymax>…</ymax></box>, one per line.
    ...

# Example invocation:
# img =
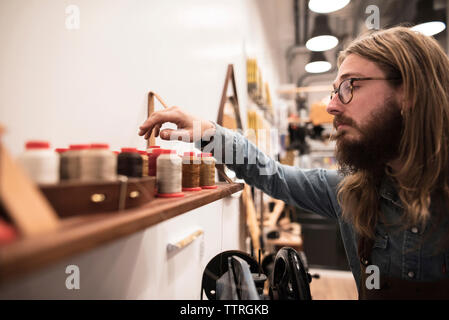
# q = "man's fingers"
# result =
<box><xmin>159</xmin><ymin>128</ymin><xmax>192</xmax><ymax>141</ymax></box>
<box><xmin>154</xmin><ymin>124</ymin><xmax>161</xmax><ymax>138</ymax></box>
<box><xmin>139</xmin><ymin>108</ymin><xmax>178</xmax><ymax>138</ymax></box>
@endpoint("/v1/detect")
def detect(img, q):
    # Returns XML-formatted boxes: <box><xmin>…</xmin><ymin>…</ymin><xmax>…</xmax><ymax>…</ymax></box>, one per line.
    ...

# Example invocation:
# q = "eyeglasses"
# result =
<box><xmin>331</xmin><ymin>77</ymin><xmax>401</xmax><ymax>104</ymax></box>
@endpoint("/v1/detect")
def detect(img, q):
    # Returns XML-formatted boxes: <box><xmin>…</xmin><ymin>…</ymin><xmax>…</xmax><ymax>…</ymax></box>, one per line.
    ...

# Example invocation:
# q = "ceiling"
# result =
<box><xmin>275</xmin><ymin>0</ymin><xmax>448</xmax><ymax>90</ymax></box>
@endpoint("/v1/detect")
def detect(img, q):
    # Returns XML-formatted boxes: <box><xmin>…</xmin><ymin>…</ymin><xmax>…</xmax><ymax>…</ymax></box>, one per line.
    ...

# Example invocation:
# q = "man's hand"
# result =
<box><xmin>138</xmin><ymin>106</ymin><xmax>216</xmax><ymax>142</ymax></box>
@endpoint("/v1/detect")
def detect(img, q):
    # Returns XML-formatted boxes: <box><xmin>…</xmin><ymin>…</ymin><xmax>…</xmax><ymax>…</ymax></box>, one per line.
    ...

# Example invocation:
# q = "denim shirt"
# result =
<box><xmin>197</xmin><ymin>123</ymin><xmax>449</xmax><ymax>293</ymax></box>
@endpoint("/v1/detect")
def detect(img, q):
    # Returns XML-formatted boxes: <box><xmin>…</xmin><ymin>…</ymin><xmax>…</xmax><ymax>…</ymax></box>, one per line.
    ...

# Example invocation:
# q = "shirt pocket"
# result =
<box><xmin>421</xmin><ymin>251</ymin><xmax>448</xmax><ymax>281</ymax></box>
<box><xmin>370</xmin><ymin>232</ymin><xmax>390</xmax><ymax>276</ymax></box>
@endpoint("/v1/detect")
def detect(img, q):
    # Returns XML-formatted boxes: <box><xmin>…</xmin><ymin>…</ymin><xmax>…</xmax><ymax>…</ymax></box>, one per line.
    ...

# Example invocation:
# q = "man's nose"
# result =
<box><xmin>326</xmin><ymin>93</ymin><xmax>344</xmax><ymax>116</ymax></box>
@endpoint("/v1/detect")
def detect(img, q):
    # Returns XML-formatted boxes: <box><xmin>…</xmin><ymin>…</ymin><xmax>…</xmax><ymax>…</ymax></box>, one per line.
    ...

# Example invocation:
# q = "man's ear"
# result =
<box><xmin>395</xmin><ymin>84</ymin><xmax>408</xmax><ymax>114</ymax></box>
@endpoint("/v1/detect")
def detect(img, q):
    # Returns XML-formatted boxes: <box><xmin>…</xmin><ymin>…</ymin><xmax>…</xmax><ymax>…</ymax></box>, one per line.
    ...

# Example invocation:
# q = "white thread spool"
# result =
<box><xmin>80</xmin><ymin>143</ymin><xmax>117</xmax><ymax>182</ymax></box>
<box><xmin>17</xmin><ymin>141</ymin><xmax>59</xmax><ymax>184</ymax></box>
<box><xmin>156</xmin><ymin>149</ymin><xmax>184</xmax><ymax>198</ymax></box>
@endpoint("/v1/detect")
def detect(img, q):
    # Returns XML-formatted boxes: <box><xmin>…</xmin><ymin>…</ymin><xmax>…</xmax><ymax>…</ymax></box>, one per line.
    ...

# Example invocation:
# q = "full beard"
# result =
<box><xmin>331</xmin><ymin>97</ymin><xmax>403</xmax><ymax>176</ymax></box>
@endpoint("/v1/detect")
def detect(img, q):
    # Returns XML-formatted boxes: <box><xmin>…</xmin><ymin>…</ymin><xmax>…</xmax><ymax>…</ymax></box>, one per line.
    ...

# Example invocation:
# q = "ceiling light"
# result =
<box><xmin>411</xmin><ymin>21</ymin><xmax>446</xmax><ymax>36</ymax></box>
<box><xmin>305</xmin><ymin>51</ymin><xmax>332</xmax><ymax>73</ymax></box>
<box><xmin>306</xmin><ymin>15</ymin><xmax>339</xmax><ymax>51</ymax></box>
<box><xmin>411</xmin><ymin>0</ymin><xmax>446</xmax><ymax>36</ymax></box>
<box><xmin>306</xmin><ymin>35</ymin><xmax>339</xmax><ymax>51</ymax></box>
<box><xmin>308</xmin><ymin>0</ymin><xmax>350</xmax><ymax>14</ymax></box>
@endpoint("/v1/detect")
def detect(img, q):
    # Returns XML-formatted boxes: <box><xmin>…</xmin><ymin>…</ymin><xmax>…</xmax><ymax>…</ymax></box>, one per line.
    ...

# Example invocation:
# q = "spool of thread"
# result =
<box><xmin>138</xmin><ymin>150</ymin><xmax>149</xmax><ymax>177</ymax></box>
<box><xmin>117</xmin><ymin>148</ymin><xmax>143</xmax><ymax>177</ymax></box>
<box><xmin>156</xmin><ymin>149</ymin><xmax>184</xmax><ymax>198</ymax></box>
<box><xmin>146</xmin><ymin>145</ymin><xmax>160</xmax><ymax>153</ymax></box>
<box><xmin>17</xmin><ymin>141</ymin><xmax>59</xmax><ymax>184</ymax></box>
<box><xmin>56</xmin><ymin>148</ymin><xmax>69</xmax><ymax>181</ymax></box>
<box><xmin>200</xmin><ymin>153</ymin><xmax>217</xmax><ymax>189</ymax></box>
<box><xmin>66</xmin><ymin>144</ymin><xmax>89</xmax><ymax>180</ymax></box>
<box><xmin>182</xmin><ymin>152</ymin><xmax>201</xmax><ymax>191</ymax></box>
<box><xmin>79</xmin><ymin>143</ymin><xmax>117</xmax><ymax>181</ymax></box>
<box><xmin>148</xmin><ymin>148</ymin><xmax>165</xmax><ymax>176</ymax></box>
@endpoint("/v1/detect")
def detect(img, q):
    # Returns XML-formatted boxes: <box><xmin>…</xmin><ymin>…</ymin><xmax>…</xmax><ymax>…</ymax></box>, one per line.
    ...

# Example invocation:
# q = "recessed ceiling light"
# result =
<box><xmin>305</xmin><ymin>52</ymin><xmax>332</xmax><ymax>73</ymax></box>
<box><xmin>308</xmin><ymin>0</ymin><xmax>350</xmax><ymax>14</ymax></box>
<box><xmin>306</xmin><ymin>15</ymin><xmax>339</xmax><ymax>51</ymax></box>
<box><xmin>306</xmin><ymin>35</ymin><xmax>339</xmax><ymax>51</ymax></box>
<box><xmin>305</xmin><ymin>61</ymin><xmax>332</xmax><ymax>73</ymax></box>
<box><xmin>411</xmin><ymin>21</ymin><xmax>446</xmax><ymax>36</ymax></box>
<box><xmin>412</xmin><ymin>0</ymin><xmax>446</xmax><ymax>37</ymax></box>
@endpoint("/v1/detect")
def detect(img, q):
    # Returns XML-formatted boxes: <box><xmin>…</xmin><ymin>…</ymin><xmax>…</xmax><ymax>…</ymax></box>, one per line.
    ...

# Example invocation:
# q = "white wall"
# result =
<box><xmin>0</xmin><ymin>0</ymin><xmax>285</xmax><ymax>155</ymax></box>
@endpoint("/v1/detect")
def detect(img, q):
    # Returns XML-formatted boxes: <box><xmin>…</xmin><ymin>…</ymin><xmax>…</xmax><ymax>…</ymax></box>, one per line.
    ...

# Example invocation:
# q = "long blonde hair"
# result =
<box><xmin>337</xmin><ymin>26</ymin><xmax>449</xmax><ymax>238</ymax></box>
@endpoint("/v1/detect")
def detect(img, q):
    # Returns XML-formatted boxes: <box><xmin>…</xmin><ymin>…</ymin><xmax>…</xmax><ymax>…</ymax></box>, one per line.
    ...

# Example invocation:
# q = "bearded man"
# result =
<box><xmin>139</xmin><ymin>27</ymin><xmax>449</xmax><ymax>299</ymax></box>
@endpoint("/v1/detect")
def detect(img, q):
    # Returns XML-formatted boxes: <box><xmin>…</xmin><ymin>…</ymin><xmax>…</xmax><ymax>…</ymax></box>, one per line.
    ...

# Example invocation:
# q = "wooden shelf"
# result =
<box><xmin>0</xmin><ymin>182</ymin><xmax>244</xmax><ymax>282</ymax></box>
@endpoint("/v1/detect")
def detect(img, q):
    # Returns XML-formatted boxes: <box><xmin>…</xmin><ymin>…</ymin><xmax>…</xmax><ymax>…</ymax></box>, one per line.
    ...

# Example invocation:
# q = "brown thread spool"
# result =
<box><xmin>66</xmin><ymin>144</ymin><xmax>90</xmax><ymax>180</ymax></box>
<box><xmin>80</xmin><ymin>143</ymin><xmax>117</xmax><ymax>182</ymax></box>
<box><xmin>55</xmin><ymin>148</ymin><xmax>69</xmax><ymax>181</ymax></box>
<box><xmin>156</xmin><ymin>149</ymin><xmax>184</xmax><ymax>198</ymax></box>
<box><xmin>182</xmin><ymin>152</ymin><xmax>201</xmax><ymax>191</ymax></box>
<box><xmin>138</xmin><ymin>150</ymin><xmax>149</xmax><ymax>177</ymax></box>
<box><xmin>200</xmin><ymin>152</ymin><xmax>217</xmax><ymax>189</ymax></box>
<box><xmin>117</xmin><ymin>148</ymin><xmax>143</xmax><ymax>177</ymax></box>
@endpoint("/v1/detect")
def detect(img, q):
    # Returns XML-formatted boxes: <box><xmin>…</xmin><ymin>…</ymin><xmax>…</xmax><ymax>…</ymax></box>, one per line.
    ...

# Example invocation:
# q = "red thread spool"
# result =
<box><xmin>55</xmin><ymin>148</ymin><xmax>68</xmax><ymax>153</ymax></box>
<box><xmin>148</xmin><ymin>148</ymin><xmax>166</xmax><ymax>176</ymax></box>
<box><xmin>147</xmin><ymin>145</ymin><xmax>160</xmax><ymax>152</ymax></box>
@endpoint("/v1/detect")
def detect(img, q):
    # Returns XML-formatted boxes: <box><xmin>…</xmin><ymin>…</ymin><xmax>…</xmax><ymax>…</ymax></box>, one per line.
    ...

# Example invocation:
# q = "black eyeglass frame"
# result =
<box><xmin>331</xmin><ymin>77</ymin><xmax>401</xmax><ymax>104</ymax></box>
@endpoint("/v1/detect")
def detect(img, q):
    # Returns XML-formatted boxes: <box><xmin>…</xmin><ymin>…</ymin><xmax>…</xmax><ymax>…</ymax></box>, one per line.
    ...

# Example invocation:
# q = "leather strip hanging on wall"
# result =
<box><xmin>216</xmin><ymin>65</ymin><xmax>260</xmax><ymax>253</ymax></box>
<box><xmin>216</xmin><ymin>64</ymin><xmax>243</xmax><ymax>183</ymax></box>
<box><xmin>147</xmin><ymin>91</ymin><xmax>169</xmax><ymax>149</ymax></box>
<box><xmin>217</xmin><ymin>65</ymin><xmax>243</xmax><ymax>130</ymax></box>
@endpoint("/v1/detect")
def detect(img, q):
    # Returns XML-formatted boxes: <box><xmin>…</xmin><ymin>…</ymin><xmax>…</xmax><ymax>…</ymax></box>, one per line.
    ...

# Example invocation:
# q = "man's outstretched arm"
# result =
<box><xmin>139</xmin><ymin>107</ymin><xmax>342</xmax><ymax>220</ymax></box>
